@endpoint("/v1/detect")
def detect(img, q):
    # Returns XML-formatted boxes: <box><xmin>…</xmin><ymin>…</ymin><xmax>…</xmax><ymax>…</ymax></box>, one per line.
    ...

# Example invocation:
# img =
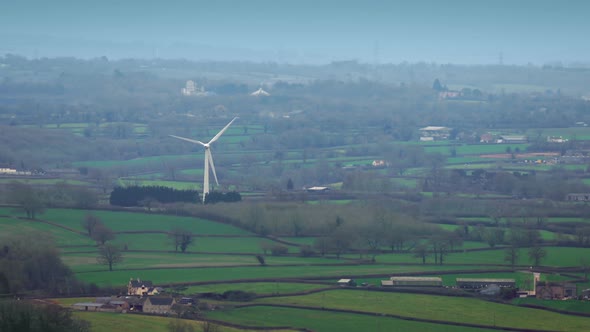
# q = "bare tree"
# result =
<box><xmin>580</xmin><ymin>257</ymin><xmax>590</xmax><ymax>281</ymax></box>
<box><xmin>528</xmin><ymin>245</ymin><xmax>547</xmax><ymax>267</ymax></box>
<box><xmin>326</xmin><ymin>226</ymin><xmax>356</xmax><ymax>259</ymax></box>
<box><xmin>169</xmin><ymin>228</ymin><xmax>194</xmax><ymax>253</ymax></box>
<box><xmin>9</xmin><ymin>181</ymin><xmax>46</xmax><ymax>219</ymax></box>
<box><xmin>82</xmin><ymin>214</ymin><xmax>101</xmax><ymax>237</ymax></box>
<box><xmin>92</xmin><ymin>224</ymin><xmax>115</xmax><ymax>245</ymax></box>
<box><xmin>413</xmin><ymin>244</ymin><xmax>429</xmax><ymax>264</ymax></box>
<box><xmin>504</xmin><ymin>245</ymin><xmax>519</xmax><ymax>268</ymax></box>
<box><xmin>97</xmin><ymin>243</ymin><xmax>123</xmax><ymax>271</ymax></box>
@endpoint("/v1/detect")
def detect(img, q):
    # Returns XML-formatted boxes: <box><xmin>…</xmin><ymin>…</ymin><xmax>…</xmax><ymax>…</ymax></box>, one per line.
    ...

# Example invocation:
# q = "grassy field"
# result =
<box><xmin>524</xmin><ymin>127</ymin><xmax>590</xmax><ymax>140</ymax></box>
<box><xmin>0</xmin><ymin>178</ymin><xmax>91</xmax><ymax>185</ymax></box>
<box><xmin>255</xmin><ymin>290</ymin><xmax>589</xmax><ymax>331</ymax></box>
<box><xmin>73</xmin><ymin>312</ymin><xmax>247</xmax><ymax>332</ymax></box>
<box><xmin>73</xmin><ymin>264</ymin><xmax>484</xmax><ymax>286</ymax></box>
<box><xmin>370</xmin><ymin>247</ymin><xmax>590</xmax><ymax>267</ymax></box>
<box><xmin>110</xmin><ymin>233</ymin><xmax>293</xmax><ymax>253</ymax></box>
<box><xmin>0</xmin><ymin>216</ymin><xmax>93</xmax><ymax>247</ymax></box>
<box><xmin>206</xmin><ymin>305</ymin><xmax>501</xmax><ymax>332</ymax></box>
<box><xmin>181</xmin><ymin>282</ymin><xmax>328</xmax><ymax>295</ymax></box>
<box><xmin>513</xmin><ymin>297</ymin><xmax>590</xmax><ymax>314</ymax></box>
<box><xmin>425</xmin><ymin>144</ymin><xmax>530</xmax><ymax>156</ymax></box>
<box><xmin>0</xmin><ymin>208</ymin><xmax>252</xmax><ymax>235</ymax></box>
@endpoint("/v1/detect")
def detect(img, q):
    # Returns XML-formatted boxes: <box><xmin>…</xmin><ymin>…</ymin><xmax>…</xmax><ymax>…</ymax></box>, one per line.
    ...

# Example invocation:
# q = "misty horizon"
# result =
<box><xmin>1</xmin><ymin>0</ymin><xmax>590</xmax><ymax>65</ymax></box>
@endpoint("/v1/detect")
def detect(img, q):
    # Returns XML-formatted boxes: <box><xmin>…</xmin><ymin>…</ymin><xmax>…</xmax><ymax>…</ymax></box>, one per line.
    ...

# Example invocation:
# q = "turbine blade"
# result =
<box><xmin>208</xmin><ymin>117</ymin><xmax>238</xmax><ymax>144</ymax></box>
<box><xmin>207</xmin><ymin>149</ymin><xmax>219</xmax><ymax>186</ymax></box>
<box><xmin>169</xmin><ymin>135</ymin><xmax>206</xmax><ymax>146</ymax></box>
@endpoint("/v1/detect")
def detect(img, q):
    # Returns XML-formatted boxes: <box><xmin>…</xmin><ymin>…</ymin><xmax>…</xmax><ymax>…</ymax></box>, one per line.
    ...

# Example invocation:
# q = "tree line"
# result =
<box><xmin>109</xmin><ymin>185</ymin><xmax>200</xmax><ymax>207</ymax></box>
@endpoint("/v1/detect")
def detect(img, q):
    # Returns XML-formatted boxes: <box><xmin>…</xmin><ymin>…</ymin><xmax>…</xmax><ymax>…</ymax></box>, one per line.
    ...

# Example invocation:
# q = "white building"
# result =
<box><xmin>251</xmin><ymin>88</ymin><xmax>270</xmax><ymax>96</ymax></box>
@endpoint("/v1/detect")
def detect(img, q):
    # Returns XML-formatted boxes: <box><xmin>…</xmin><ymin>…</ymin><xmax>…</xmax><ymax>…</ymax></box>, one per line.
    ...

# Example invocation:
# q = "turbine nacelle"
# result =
<box><xmin>169</xmin><ymin>117</ymin><xmax>238</xmax><ymax>203</ymax></box>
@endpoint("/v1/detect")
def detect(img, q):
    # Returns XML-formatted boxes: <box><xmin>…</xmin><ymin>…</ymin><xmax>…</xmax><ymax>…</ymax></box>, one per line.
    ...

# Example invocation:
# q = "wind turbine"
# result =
<box><xmin>170</xmin><ymin>117</ymin><xmax>238</xmax><ymax>203</ymax></box>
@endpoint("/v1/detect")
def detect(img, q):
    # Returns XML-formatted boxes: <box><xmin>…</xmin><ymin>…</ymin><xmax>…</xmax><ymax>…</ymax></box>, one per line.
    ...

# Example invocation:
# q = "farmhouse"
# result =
<box><xmin>419</xmin><ymin>126</ymin><xmax>451</xmax><ymax>141</ymax></box>
<box><xmin>388</xmin><ymin>276</ymin><xmax>443</xmax><ymax>287</ymax></box>
<box><xmin>143</xmin><ymin>297</ymin><xmax>175</xmax><ymax>314</ymax></box>
<box><xmin>0</xmin><ymin>168</ymin><xmax>17</xmax><ymax>174</ymax></box>
<box><xmin>456</xmin><ymin>278</ymin><xmax>515</xmax><ymax>289</ymax></box>
<box><xmin>498</xmin><ymin>135</ymin><xmax>528</xmax><ymax>144</ymax></box>
<box><xmin>128</xmin><ymin>278</ymin><xmax>160</xmax><ymax>296</ymax></box>
<box><xmin>547</xmin><ymin>136</ymin><xmax>568</xmax><ymax>143</ymax></box>
<box><xmin>480</xmin><ymin>133</ymin><xmax>495</xmax><ymax>143</ymax></box>
<box><xmin>536</xmin><ymin>282</ymin><xmax>577</xmax><ymax>300</ymax></box>
<box><xmin>438</xmin><ymin>91</ymin><xmax>461</xmax><ymax>99</ymax></box>
<box><xmin>372</xmin><ymin>160</ymin><xmax>388</xmax><ymax>167</ymax></box>
<box><xmin>566</xmin><ymin>193</ymin><xmax>590</xmax><ymax>202</ymax></box>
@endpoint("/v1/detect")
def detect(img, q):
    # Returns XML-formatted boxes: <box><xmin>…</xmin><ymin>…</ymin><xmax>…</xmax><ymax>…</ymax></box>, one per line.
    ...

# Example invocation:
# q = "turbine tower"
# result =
<box><xmin>170</xmin><ymin>117</ymin><xmax>238</xmax><ymax>203</ymax></box>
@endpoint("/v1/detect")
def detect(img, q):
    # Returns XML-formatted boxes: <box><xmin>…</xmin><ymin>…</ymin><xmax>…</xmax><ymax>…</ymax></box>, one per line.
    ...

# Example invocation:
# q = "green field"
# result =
<box><xmin>207</xmin><ymin>305</ymin><xmax>501</xmax><ymax>332</ymax></box>
<box><xmin>73</xmin><ymin>264</ymin><xmax>483</xmax><ymax>286</ymax></box>
<box><xmin>513</xmin><ymin>297</ymin><xmax>590</xmax><ymax>314</ymax></box>
<box><xmin>0</xmin><ymin>178</ymin><xmax>91</xmax><ymax>185</ymax></box>
<box><xmin>0</xmin><ymin>216</ymin><xmax>93</xmax><ymax>247</ymax></box>
<box><xmin>255</xmin><ymin>290</ymin><xmax>589</xmax><ymax>331</ymax></box>
<box><xmin>0</xmin><ymin>208</ymin><xmax>252</xmax><ymax>235</ymax></box>
<box><xmin>182</xmin><ymin>282</ymin><xmax>328</xmax><ymax>295</ymax></box>
<box><xmin>73</xmin><ymin>312</ymin><xmax>244</xmax><ymax>332</ymax></box>
<box><xmin>425</xmin><ymin>144</ymin><xmax>530</xmax><ymax>156</ymax></box>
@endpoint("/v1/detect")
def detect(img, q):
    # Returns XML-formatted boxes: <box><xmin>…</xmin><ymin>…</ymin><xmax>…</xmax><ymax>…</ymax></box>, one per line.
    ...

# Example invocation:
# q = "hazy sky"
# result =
<box><xmin>1</xmin><ymin>0</ymin><xmax>589</xmax><ymax>65</ymax></box>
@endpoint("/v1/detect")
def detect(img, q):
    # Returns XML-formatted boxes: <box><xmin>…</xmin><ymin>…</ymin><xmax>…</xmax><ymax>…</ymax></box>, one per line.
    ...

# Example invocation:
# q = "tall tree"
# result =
<box><xmin>432</xmin><ymin>78</ymin><xmax>443</xmax><ymax>91</ymax></box>
<box><xmin>9</xmin><ymin>182</ymin><xmax>46</xmax><ymax>219</ymax></box>
<box><xmin>528</xmin><ymin>245</ymin><xmax>547</xmax><ymax>267</ymax></box>
<box><xmin>91</xmin><ymin>224</ymin><xmax>115</xmax><ymax>245</ymax></box>
<box><xmin>504</xmin><ymin>245</ymin><xmax>519</xmax><ymax>268</ymax></box>
<box><xmin>97</xmin><ymin>243</ymin><xmax>123</xmax><ymax>271</ymax></box>
<box><xmin>413</xmin><ymin>244</ymin><xmax>429</xmax><ymax>264</ymax></box>
<box><xmin>82</xmin><ymin>214</ymin><xmax>101</xmax><ymax>238</ymax></box>
<box><xmin>169</xmin><ymin>228</ymin><xmax>194</xmax><ymax>253</ymax></box>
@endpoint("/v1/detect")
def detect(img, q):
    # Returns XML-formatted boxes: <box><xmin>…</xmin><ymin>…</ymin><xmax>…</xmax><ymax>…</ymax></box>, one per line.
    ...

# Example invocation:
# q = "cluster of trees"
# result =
<box><xmin>82</xmin><ymin>214</ymin><xmax>123</xmax><ymax>271</ymax></box>
<box><xmin>434</xmin><ymin>169</ymin><xmax>590</xmax><ymax>200</ymax></box>
<box><xmin>109</xmin><ymin>185</ymin><xmax>199</xmax><ymax>207</ymax></box>
<box><xmin>0</xmin><ymin>232</ymin><xmax>80</xmax><ymax>295</ymax></box>
<box><xmin>4</xmin><ymin>182</ymin><xmax>99</xmax><ymax>218</ymax></box>
<box><xmin>168</xmin><ymin>228</ymin><xmax>194</xmax><ymax>253</ymax></box>
<box><xmin>0</xmin><ymin>300</ymin><xmax>90</xmax><ymax>332</ymax></box>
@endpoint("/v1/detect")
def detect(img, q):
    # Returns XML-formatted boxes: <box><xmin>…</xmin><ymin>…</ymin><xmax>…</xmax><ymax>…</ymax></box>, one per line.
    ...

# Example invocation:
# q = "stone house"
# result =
<box><xmin>128</xmin><ymin>278</ymin><xmax>160</xmax><ymax>296</ymax></box>
<box><xmin>143</xmin><ymin>297</ymin><xmax>175</xmax><ymax>314</ymax></box>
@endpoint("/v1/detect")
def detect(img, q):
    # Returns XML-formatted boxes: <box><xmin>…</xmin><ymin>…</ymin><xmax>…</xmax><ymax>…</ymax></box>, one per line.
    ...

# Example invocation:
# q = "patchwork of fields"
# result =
<box><xmin>3</xmin><ymin>205</ymin><xmax>590</xmax><ymax>332</ymax></box>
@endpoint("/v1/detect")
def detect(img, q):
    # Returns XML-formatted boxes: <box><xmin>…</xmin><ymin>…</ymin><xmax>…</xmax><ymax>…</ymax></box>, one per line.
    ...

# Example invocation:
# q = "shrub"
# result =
<box><xmin>270</xmin><ymin>245</ymin><xmax>288</xmax><ymax>256</ymax></box>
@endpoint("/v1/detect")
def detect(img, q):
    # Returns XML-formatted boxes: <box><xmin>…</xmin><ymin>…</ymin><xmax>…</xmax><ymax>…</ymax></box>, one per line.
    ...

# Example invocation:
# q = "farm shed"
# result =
<box><xmin>390</xmin><ymin>276</ymin><xmax>443</xmax><ymax>287</ymax></box>
<box><xmin>143</xmin><ymin>297</ymin><xmax>175</xmax><ymax>314</ymax></box>
<box><xmin>498</xmin><ymin>135</ymin><xmax>528</xmax><ymax>143</ymax></box>
<box><xmin>419</xmin><ymin>126</ymin><xmax>451</xmax><ymax>140</ymax></box>
<box><xmin>337</xmin><ymin>279</ymin><xmax>356</xmax><ymax>286</ymax></box>
<box><xmin>72</xmin><ymin>302</ymin><xmax>105</xmax><ymax>312</ymax></box>
<box><xmin>566</xmin><ymin>193</ymin><xmax>590</xmax><ymax>202</ymax></box>
<box><xmin>456</xmin><ymin>278</ymin><xmax>515</xmax><ymax>289</ymax></box>
<box><xmin>381</xmin><ymin>280</ymin><xmax>394</xmax><ymax>287</ymax></box>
